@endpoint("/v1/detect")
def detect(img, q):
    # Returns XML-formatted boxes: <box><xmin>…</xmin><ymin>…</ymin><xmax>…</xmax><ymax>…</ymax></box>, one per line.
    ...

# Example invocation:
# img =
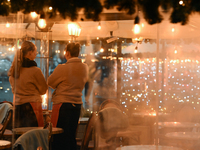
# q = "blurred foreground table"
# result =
<box><xmin>13</xmin><ymin>127</ymin><xmax>63</xmax><ymax>135</ymax></box>
<box><xmin>165</xmin><ymin>132</ymin><xmax>200</xmax><ymax>149</ymax></box>
<box><xmin>158</xmin><ymin>122</ymin><xmax>200</xmax><ymax>128</ymax></box>
<box><xmin>79</xmin><ymin>117</ymin><xmax>89</xmax><ymax>125</ymax></box>
<box><xmin>166</xmin><ymin>132</ymin><xmax>200</xmax><ymax>140</ymax></box>
<box><xmin>116</xmin><ymin>145</ymin><xmax>183</xmax><ymax>150</ymax></box>
<box><xmin>0</xmin><ymin>140</ymin><xmax>11</xmax><ymax>150</ymax></box>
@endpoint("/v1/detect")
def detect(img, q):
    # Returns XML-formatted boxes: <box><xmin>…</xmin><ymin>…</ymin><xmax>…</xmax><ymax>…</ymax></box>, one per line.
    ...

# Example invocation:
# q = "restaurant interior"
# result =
<box><xmin>1</xmin><ymin>0</ymin><xmax>200</xmax><ymax>150</ymax></box>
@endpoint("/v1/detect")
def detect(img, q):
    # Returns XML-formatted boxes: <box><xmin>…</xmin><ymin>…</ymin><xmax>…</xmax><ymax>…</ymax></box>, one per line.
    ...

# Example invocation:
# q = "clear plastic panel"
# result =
<box><xmin>1</xmin><ymin>12</ymin><xmax>200</xmax><ymax>150</ymax></box>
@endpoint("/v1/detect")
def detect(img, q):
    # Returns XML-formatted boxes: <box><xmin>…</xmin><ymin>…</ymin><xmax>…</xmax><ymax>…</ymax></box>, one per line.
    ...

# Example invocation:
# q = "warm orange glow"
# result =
<box><xmin>38</xmin><ymin>19</ymin><xmax>47</xmax><ymax>29</ymax></box>
<box><xmin>134</xmin><ymin>49</ymin><xmax>138</xmax><ymax>53</ymax></box>
<box><xmin>100</xmin><ymin>48</ymin><xmax>104</xmax><ymax>52</ymax></box>
<box><xmin>97</xmin><ymin>25</ymin><xmax>101</xmax><ymax>30</ymax></box>
<box><xmin>49</xmin><ymin>6</ymin><xmax>53</xmax><ymax>10</ymax></box>
<box><xmin>6</xmin><ymin>22</ymin><xmax>10</xmax><ymax>28</ymax></box>
<box><xmin>30</xmin><ymin>12</ymin><xmax>37</xmax><ymax>18</ymax></box>
<box><xmin>42</xmin><ymin>94</ymin><xmax>47</xmax><ymax>108</ymax></box>
<box><xmin>133</xmin><ymin>24</ymin><xmax>141</xmax><ymax>34</ymax></box>
<box><xmin>68</xmin><ymin>22</ymin><xmax>81</xmax><ymax>37</ymax></box>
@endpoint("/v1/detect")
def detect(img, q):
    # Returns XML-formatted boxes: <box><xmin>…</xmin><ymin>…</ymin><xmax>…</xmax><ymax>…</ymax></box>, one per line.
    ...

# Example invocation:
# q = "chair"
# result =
<box><xmin>0</xmin><ymin>140</ymin><xmax>12</xmax><ymax>150</ymax></box>
<box><xmin>98</xmin><ymin>100</ymin><xmax>141</xmax><ymax>147</ymax></box>
<box><xmin>77</xmin><ymin>113</ymin><xmax>97</xmax><ymax>150</ymax></box>
<box><xmin>43</xmin><ymin>122</ymin><xmax>52</xmax><ymax>142</ymax></box>
<box><xmin>77</xmin><ymin>113</ymin><xmax>111</xmax><ymax>150</ymax></box>
<box><xmin>0</xmin><ymin>101</ymin><xmax>13</xmax><ymax>140</ymax></box>
<box><xmin>13</xmin><ymin>123</ymin><xmax>52</xmax><ymax>150</ymax></box>
<box><xmin>99</xmin><ymin>99</ymin><xmax>123</xmax><ymax>111</ymax></box>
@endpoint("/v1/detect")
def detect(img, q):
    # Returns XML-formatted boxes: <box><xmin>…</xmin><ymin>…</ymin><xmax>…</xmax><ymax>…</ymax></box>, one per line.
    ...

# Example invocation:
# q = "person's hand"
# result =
<box><xmin>37</xmin><ymin>147</ymin><xmax>43</xmax><ymax>150</ymax></box>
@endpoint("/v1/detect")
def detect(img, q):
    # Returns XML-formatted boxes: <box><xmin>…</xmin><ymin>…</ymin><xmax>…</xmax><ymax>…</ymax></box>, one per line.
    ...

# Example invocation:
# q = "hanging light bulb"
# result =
<box><xmin>6</xmin><ymin>22</ymin><xmax>10</xmax><ymax>28</ymax></box>
<box><xmin>174</xmin><ymin>47</ymin><xmax>177</xmax><ymax>54</ymax></box>
<box><xmin>49</xmin><ymin>6</ymin><xmax>53</xmax><ymax>11</ymax></box>
<box><xmin>38</xmin><ymin>13</ymin><xmax>46</xmax><ymax>29</ymax></box>
<box><xmin>30</xmin><ymin>12</ymin><xmax>37</xmax><ymax>19</ymax></box>
<box><xmin>179</xmin><ymin>0</ymin><xmax>185</xmax><ymax>6</ymax></box>
<box><xmin>132</xmin><ymin>16</ymin><xmax>141</xmax><ymax>34</ymax></box>
<box><xmin>97</xmin><ymin>22</ymin><xmax>101</xmax><ymax>30</ymax></box>
<box><xmin>100</xmin><ymin>48</ymin><xmax>104</xmax><ymax>52</ymax></box>
<box><xmin>68</xmin><ymin>22</ymin><xmax>81</xmax><ymax>41</ymax></box>
<box><xmin>134</xmin><ymin>46</ymin><xmax>138</xmax><ymax>53</ymax></box>
<box><xmin>38</xmin><ymin>19</ymin><xmax>46</xmax><ymax>29</ymax></box>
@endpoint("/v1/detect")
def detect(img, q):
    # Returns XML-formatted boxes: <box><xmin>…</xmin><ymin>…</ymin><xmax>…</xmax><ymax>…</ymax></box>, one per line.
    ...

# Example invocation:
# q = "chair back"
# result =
<box><xmin>13</xmin><ymin>129</ymin><xmax>49</xmax><ymax>150</ymax></box>
<box><xmin>99</xmin><ymin>99</ymin><xmax>122</xmax><ymax>111</ymax></box>
<box><xmin>81</xmin><ymin>112</ymin><xmax>97</xmax><ymax>150</ymax></box>
<box><xmin>0</xmin><ymin>102</ymin><xmax>13</xmax><ymax>139</ymax></box>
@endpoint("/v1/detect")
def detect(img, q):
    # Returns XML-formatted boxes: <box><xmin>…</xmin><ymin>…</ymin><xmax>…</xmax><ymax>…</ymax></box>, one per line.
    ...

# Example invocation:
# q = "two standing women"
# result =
<box><xmin>9</xmin><ymin>41</ymin><xmax>89</xmax><ymax>150</ymax></box>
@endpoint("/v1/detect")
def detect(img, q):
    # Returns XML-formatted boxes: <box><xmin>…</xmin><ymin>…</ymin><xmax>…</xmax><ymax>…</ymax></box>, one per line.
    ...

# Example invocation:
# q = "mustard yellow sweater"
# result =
<box><xmin>47</xmin><ymin>57</ymin><xmax>89</xmax><ymax>104</ymax></box>
<box><xmin>9</xmin><ymin>67</ymin><xmax>48</xmax><ymax>105</ymax></box>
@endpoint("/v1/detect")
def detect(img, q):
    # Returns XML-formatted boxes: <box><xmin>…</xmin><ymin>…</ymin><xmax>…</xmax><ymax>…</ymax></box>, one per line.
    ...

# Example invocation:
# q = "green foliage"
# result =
<box><xmin>0</xmin><ymin>0</ymin><xmax>10</xmax><ymax>16</ymax></box>
<box><xmin>1</xmin><ymin>0</ymin><xmax>200</xmax><ymax>25</ymax></box>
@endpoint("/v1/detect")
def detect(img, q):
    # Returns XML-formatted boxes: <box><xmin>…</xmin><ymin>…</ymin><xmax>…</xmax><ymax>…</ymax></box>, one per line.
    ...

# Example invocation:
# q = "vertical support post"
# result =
<box><xmin>161</xmin><ymin>41</ymin><xmax>165</xmax><ymax>107</ymax></box>
<box><xmin>155</xmin><ymin>24</ymin><xmax>160</xmax><ymax>145</ymax></box>
<box><xmin>37</xmin><ymin>31</ymin><xmax>51</xmax><ymax>110</ymax></box>
<box><xmin>117</xmin><ymin>41</ymin><xmax>122</xmax><ymax>104</ymax></box>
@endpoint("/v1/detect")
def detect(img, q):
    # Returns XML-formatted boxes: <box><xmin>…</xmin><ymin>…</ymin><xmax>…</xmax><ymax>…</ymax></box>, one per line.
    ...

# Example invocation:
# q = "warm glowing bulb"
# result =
<box><xmin>174</xmin><ymin>50</ymin><xmax>177</xmax><ymax>54</ymax></box>
<box><xmin>172</xmin><ymin>28</ymin><xmax>175</xmax><ymax>32</ymax></box>
<box><xmin>30</xmin><ymin>12</ymin><xmax>37</xmax><ymax>18</ymax></box>
<box><xmin>97</xmin><ymin>25</ymin><xmax>101</xmax><ymax>30</ymax></box>
<box><xmin>97</xmin><ymin>37</ymin><xmax>99</xmax><ymax>40</ymax></box>
<box><xmin>68</xmin><ymin>22</ymin><xmax>81</xmax><ymax>37</ymax></box>
<box><xmin>141</xmin><ymin>23</ymin><xmax>144</xmax><ymax>27</ymax></box>
<box><xmin>97</xmin><ymin>22</ymin><xmax>101</xmax><ymax>30</ymax></box>
<box><xmin>38</xmin><ymin>19</ymin><xmax>47</xmax><ymax>29</ymax></box>
<box><xmin>100</xmin><ymin>48</ymin><xmax>104</xmax><ymax>52</ymax></box>
<box><xmin>179</xmin><ymin>0</ymin><xmax>183</xmax><ymax>5</ymax></box>
<box><xmin>133</xmin><ymin>24</ymin><xmax>141</xmax><ymax>34</ymax></box>
<box><xmin>134</xmin><ymin>49</ymin><xmax>138</xmax><ymax>53</ymax></box>
<box><xmin>49</xmin><ymin>6</ymin><xmax>53</xmax><ymax>10</ymax></box>
<box><xmin>6</xmin><ymin>22</ymin><xmax>10</xmax><ymax>28</ymax></box>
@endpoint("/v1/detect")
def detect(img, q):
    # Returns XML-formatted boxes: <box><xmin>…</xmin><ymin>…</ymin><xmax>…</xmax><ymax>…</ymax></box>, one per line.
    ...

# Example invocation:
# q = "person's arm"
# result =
<box><xmin>47</xmin><ymin>65</ymin><xmax>63</xmax><ymax>89</ymax></box>
<box><xmin>9</xmin><ymin>76</ymin><xmax>15</xmax><ymax>93</ymax></box>
<box><xmin>34</xmin><ymin>68</ymin><xmax>48</xmax><ymax>95</ymax></box>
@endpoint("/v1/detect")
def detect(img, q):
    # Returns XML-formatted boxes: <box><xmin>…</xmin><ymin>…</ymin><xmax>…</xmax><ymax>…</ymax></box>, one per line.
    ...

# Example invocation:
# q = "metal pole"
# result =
<box><xmin>155</xmin><ymin>24</ymin><xmax>160</xmax><ymax>146</ymax></box>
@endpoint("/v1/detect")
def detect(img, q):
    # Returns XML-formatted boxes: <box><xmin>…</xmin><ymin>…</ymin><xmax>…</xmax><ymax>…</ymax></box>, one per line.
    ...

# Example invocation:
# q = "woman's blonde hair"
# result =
<box><xmin>8</xmin><ymin>41</ymin><xmax>36</xmax><ymax>78</ymax></box>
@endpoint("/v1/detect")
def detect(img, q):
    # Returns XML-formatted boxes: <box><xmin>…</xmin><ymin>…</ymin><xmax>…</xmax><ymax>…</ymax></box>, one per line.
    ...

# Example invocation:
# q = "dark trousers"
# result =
<box><xmin>52</xmin><ymin>103</ymin><xmax>81</xmax><ymax>150</ymax></box>
<box><xmin>15</xmin><ymin>103</ymin><xmax>38</xmax><ymax>128</ymax></box>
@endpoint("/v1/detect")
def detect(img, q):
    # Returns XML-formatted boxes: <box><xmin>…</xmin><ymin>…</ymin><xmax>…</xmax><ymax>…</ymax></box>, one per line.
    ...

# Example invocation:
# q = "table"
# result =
<box><xmin>77</xmin><ymin>117</ymin><xmax>89</xmax><ymax>140</ymax></box>
<box><xmin>166</xmin><ymin>132</ymin><xmax>200</xmax><ymax>140</ymax></box>
<box><xmin>0</xmin><ymin>140</ymin><xmax>11</xmax><ymax>150</ymax></box>
<box><xmin>79</xmin><ymin>117</ymin><xmax>89</xmax><ymax>125</ymax></box>
<box><xmin>132</xmin><ymin>112</ymin><xmax>169</xmax><ymax>117</ymax></box>
<box><xmin>13</xmin><ymin>127</ymin><xmax>63</xmax><ymax>135</ymax></box>
<box><xmin>116</xmin><ymin>145</ymin><xmax>183</xmax><ymax>150</ymax></box>
<box><xmin>165</xmin><ymin>132</ymin><xmax>200</xmax><ymax>149</ymax></box>
<box><xmin>158</xmin><ymin>122</ymin><xmax>200</xmax><ymax>128</ymax></box>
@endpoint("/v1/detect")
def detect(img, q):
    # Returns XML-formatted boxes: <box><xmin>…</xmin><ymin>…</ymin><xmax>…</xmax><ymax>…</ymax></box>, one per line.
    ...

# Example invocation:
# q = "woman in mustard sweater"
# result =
<box><xmin>8</xmin><ymin>41</ymin><xmax>47</xmax><ymax>127</ymax></box>
<box><xmin>48</xmin><ymin>42</ymin><xmax>88</xmax><ymax>150</ymax></box>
